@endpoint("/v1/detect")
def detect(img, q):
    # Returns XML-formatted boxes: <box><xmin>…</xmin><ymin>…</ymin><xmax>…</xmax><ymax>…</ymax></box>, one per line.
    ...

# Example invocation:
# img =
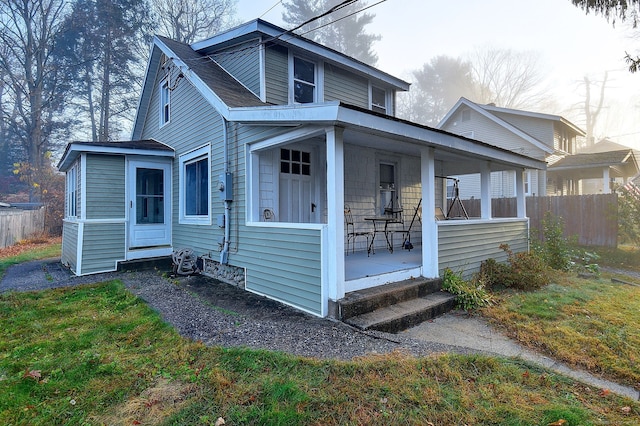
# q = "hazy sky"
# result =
<box><xmin>235</xmin><ymin>0</ymin><xmax>639</xmax><ymax>148</ymax></box>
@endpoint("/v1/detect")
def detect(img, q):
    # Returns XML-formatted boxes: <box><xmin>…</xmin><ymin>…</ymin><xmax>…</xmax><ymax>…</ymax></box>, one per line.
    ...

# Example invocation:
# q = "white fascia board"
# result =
<box><xmin>435</xmin><ymin>97</ymin><xmax>466</xmax><ymax>128</ymax></box>
<box><xmin>334</xmin><ymin>107</ymin><xmax>547</xmax><ymax>170</ymax></box>
<box><xmin>228</xmin><ymin>101</ymin><xmax>341</xmax><ymax>124</ymax></box>
<box><xmin>58</xmin><ymin>143</ymin><xmax>174</xmax><ymax>171</ymax></box>
<box><xmin>154</xmin><ymin>36</ymin><xmax>231</xmax><ymax>119</ymax></box>
<box><xmin>192</xmin><ymin>20</ymin><xmax>410</xmax><ymax>91</ymax></box>
<box><xmin>131</xmin><ymin>42</ymin><xmax>160</xmax><ymax>140</ymax></box>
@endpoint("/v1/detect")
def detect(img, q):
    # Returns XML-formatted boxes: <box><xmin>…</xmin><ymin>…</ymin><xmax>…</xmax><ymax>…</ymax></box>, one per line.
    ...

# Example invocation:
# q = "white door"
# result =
<box><xmin>278</xmin><ymin>147</ymin><xmax>317</xmax><ymax>223</ymax></box>
<box><xmin>128</xmin><ymin>160</ymin><xmax>171</xmax><ymax>248</ymax></box>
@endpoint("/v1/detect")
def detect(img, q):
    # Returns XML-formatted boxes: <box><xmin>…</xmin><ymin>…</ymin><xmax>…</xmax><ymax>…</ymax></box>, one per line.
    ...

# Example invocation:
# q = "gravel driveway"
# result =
<box><xmin>1</xmin><ymin>258</ymin><xmax>472</xmax><ymax>360</ymax></box>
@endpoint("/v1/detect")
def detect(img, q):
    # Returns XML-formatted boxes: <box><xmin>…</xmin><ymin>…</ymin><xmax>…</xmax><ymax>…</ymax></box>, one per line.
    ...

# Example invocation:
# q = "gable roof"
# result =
<box><xmin>436</xmin><ymin>97</ymin><xmax>556</xmax><ymax>155</ymax></box>
<box><xmin>57</xmin><ymin>139</ymin><xmax>174</xmax><ymax>172</ymax></box>
<box><xmin>579</xmin><ymin>138</ymin><xmax>635</xmax><ymax>153</ymax></box>
<box><xmin>548</xmin><ymin>149</ymin><xmax>637</xmax><ymax>171</ymax></box>
<box><xmin>479</xmin><ymin>103</ymin><xmax>585</xmax><ymax>136</ymax></box>
<box><xmin>191</xmin><ymin>19</ymin><xmax>410</xmax><ymax>91</ymax></box>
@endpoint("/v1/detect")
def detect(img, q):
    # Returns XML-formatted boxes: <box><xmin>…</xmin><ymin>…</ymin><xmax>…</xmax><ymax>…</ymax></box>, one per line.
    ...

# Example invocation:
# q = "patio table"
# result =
<box><xmin>364</xmin><ymin>216</ymin><xmax>402</xmax><ymax>253</ymax></box>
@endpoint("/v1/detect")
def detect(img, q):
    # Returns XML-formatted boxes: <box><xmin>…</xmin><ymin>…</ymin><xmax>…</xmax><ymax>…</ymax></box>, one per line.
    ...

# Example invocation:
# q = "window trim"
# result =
<box><xmin>160</xmin><ymin>79</ymin><xmax>170</xmax><ymax>127</ymax></box>
<box><xmin>370</xmin><ymin>85</ymin><xmax>388</xmax><ymax>114</ymax></box>
<box><xmin>179</xmin><ymin>145</ymin><xmax>211</xmax><ymax>225</ymax></box>
<box><xmin>289</xmin><ymin>53</ymin><xmax>318</xmax><ymax>104</ymax></box>
<box><xmin>66</xmin><ymin>163</ymin><xmax>78</xmax><ymax>218</ymax></box>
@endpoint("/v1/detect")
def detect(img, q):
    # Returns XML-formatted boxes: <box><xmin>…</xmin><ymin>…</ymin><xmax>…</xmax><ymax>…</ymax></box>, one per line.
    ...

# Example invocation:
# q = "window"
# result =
<box><xmin>371</xmin><ymin>86</ymin><xmax>387</xmax><ymax>114</ymax></box>
<box><xmin>160</xmin><ymin>79</ymin><xmax>170</xmax><ymax>126</ymax></box>
<box><xmin>524</xmin><ymin>170</ymin><xmax>532</xmax><ymax>196</ymax></box>
<box><xmin>379</xmin><ymin>162</ymin><xmax>396</xmax><ymax>215</ymax></box>
<box><xmin>280</xmin><ymin>148</ymin><xmax>311</xmax><ymax>176</ymax></box>
<box><xmin>292</xmin><ymin>57</ymin><xmax>315</xmax><ymax>103</ymax></box>
<box><xmin>179</xmin><ymin>146</ymin><xmax>210</xmax><ymax>224</ymax></box>
<box><xmin>66</xmin><ymin>163</ymin><xmax>78</xmax><ymax>218</ymax></box>
<box><xmin>461</xmin><ymin>109</ymin><xmax>471</xmax><ymax>122</ymax></box>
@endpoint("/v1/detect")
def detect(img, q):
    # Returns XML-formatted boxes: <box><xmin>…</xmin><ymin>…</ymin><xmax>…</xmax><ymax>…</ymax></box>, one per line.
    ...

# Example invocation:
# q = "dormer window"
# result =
<box><xmin>292</xmin><ymin>56</ymin><xmax>316</xmax><ymax>103</ymax></box>
<box><xmin>371</xmin><ymin>86</ymin><xmax>387</xmax><ymax>114</ymax></box>
<box><xmin>160</xmin><ymin>79</ymin><xmax>170</xmax><ymax>126</ymax></box>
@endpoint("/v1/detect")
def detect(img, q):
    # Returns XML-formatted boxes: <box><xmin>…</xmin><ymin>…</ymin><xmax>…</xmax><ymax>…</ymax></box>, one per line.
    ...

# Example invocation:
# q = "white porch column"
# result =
<box><xmin>326</xmin><ymin>127</ymin><xmax>345</xmax><ymax>301</ymax></box>
<box><xmin>602</xmin><ymin>167</ymin><xmax>611</xmax><ymax>194</ymax></box>
<box><xmin>421</xmin><ymin>147</ymin><xmax>438</xmax><ymax>277</ymax></box>
<box><xmin>516</xmin><ymin>168</ymin><xmax>526</xmax><ymax>218</ymax></box>
<box><xmin>480</xmin><ymin>161</ymin><xmax>492</xmax><ymax>219</ymax></box>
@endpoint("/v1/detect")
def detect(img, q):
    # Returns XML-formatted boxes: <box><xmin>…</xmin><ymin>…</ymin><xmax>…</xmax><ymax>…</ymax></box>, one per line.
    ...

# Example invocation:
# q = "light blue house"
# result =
<box><xmin>58</xmin><ymin>20</ymin><xmax>544</xmax><ymax>318</ymax></box>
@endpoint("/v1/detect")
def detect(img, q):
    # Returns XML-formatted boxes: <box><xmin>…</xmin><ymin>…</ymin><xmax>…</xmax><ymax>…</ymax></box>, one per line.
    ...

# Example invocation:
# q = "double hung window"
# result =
<box><xmin>293</xmin><ymin>57</ymin><xmax>316</xmax><ymax>103</ymax></box>
<box><xmin>67</xmin><ymin>163</ymin><xmax>78</xmax><ymax>218</ymax></box>
<box><xmin>160</xmin><ymin>80</ymin><xmax>170</xmax><ymax>126</ymax></box>
<box><xmin>371</xmin><ymin>86</ymin><xmax>387</xmax><ymax>114</ymax></box>
<box><xmin>179</xmin><ymin>146</ymin><xmax>210</xmax><ymax>224</ymax></box>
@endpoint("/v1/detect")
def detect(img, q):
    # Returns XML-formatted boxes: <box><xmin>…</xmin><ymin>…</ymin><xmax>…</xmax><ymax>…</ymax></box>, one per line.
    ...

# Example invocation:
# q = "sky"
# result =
<box><xmin>234</xmin><ymin>0</ymin><xmax>640</xmax><ymax>149</ymax></box>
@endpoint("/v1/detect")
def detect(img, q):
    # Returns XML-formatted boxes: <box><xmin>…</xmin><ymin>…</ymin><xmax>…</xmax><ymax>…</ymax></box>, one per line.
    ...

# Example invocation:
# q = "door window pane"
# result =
<box><xmin>136</xmin><ymin>168</ymin><xmax>164</xmax><ymax>224</ymax></box>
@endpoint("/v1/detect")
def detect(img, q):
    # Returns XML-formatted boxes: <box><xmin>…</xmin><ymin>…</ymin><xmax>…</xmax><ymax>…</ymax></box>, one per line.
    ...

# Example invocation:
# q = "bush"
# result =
<box><xmin>532</xmin><ymin>212</ymin><xmax>600</xmax><ymax>274</ymax></box>
<box><xmin>441</xmin><ymin>268</ymin><xmax>493</xmax><ymax>311</ymax></box>
<box><xmin>480</xmin><ymin>244</ymin><xmax>550</xmax><ymax>291</ymax></box>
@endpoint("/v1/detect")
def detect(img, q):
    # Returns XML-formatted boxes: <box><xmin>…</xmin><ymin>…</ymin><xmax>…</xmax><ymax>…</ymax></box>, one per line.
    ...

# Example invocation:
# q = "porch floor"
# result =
<box><xmin>345</xmin><ymin>246</ymin><xmax>422</xmax><ymax>281</ymax></box>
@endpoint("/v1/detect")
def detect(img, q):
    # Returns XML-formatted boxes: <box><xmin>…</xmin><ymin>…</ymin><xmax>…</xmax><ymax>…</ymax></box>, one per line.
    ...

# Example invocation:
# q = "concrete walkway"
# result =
<box><xmin>404</xmin><ymin>311</ymin><xmax>640</xmax><ymax>400</ymax></box>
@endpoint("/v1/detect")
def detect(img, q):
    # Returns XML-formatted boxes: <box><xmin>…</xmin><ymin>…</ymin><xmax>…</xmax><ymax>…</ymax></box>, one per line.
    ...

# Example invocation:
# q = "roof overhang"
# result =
<box><xmin>57</xmin><ymin>140</ymin><xmax>174</xmax><ymax>172</ymax></box>
<box><xmin>191</xmin><ymin>19</ymin><xmax>410</xmax><ymax>91</ymax></box>
<box><xmin>230</xmin><ymin>102</ymin><xmax>546</xmax><ymax>172</ymax></box>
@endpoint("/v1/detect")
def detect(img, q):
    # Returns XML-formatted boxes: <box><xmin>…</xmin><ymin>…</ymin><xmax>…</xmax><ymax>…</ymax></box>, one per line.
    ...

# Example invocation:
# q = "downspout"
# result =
<box><xmin>220</xmin><ymin>116</ymin><xmax>231</xmax><ymax>264</ymax></box>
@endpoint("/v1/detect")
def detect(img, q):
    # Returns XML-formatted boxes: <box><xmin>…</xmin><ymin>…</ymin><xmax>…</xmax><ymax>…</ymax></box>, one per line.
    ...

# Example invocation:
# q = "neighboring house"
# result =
<box><xmin>547</xmin><ymin>139</ymin><xmax>639</xmax><ymax>195</ymax></box>
<box><xmin>57</xmin><ymin>20</ymin><xmax>544</xmax><ymax>318</ymax></box>
<box><xmin>437</xmin><ymin>98</ymin><xmax>585</xmax><ymax>199</ymax></box>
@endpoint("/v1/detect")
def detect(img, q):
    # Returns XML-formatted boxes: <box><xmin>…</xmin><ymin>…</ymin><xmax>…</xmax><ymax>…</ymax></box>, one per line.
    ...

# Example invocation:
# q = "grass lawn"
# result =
<box><xmin>1</xmin><ymin>241</ymin><xmax>639</xmax><ymax>424</ymax></box>
<box><xmin>483</xmin><ymin>269</ymin><xmax>640</xmax><ymax>390</ymax></box>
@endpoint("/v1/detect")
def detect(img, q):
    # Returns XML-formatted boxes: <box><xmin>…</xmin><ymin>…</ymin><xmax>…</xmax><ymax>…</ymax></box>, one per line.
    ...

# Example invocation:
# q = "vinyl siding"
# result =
<box><xmin>212</xmin><ymin>40</ymin><xmax>261</xmax><ymax>97</ymax></box>
<box><xmin>438</xmin><ymin>219</ymin><xmax>528</xmax><ymax>277</ymax></box>
<box><xmin>140</xmin><ymin>59</ymin><xmax>226</xmax><ymax>256</ymax></box>
<box><xmin>324</xmin><ymin>63</ymin><xmax>368</xmax><ymax>108</ymax></box>
<box><xmin>86</xmin><ymin>155</ymin><xmax>125</xmax><ymax>219</ymax></box>
<box><xmin>442</xmin><ymin>109</ymin><xmax>546</xmax><ymax>160</ymax></box>
<box><xmin>264</xmin><ymin>44</ymin><xmax>288</xmax><ymax>105</ymax></box>
<box><xmin>236</xmin><ymin>226</ymin><xmax>323</xmax><ymax>315</ymax></box>
<box><xmin>61</xmin><ymin>221</ymin><xmax>79</xmax><ymax>273</ymax></box>
<box><xmin>491</xmin><ymin>112</ymin><xmax>554</xmax><ymax>148</ymax></box>
<box><xmin>81</xmin><ymin>222</ymin><xmax>126</xmax><ymax>274</ymax></box>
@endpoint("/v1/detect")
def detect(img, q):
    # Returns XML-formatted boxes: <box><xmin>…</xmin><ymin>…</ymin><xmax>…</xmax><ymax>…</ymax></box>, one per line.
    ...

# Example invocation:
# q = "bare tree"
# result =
<box><xmin>582</xmin><ymin>72</ymin><xmax>609</xmax><ymax>148</ymax></box>
<box><xmin>153</xmin><ymin>0</ymin><xmax>237</xmax><ymax>44</ymax></box>
<box><xmin>470</xmin><ymin>47</ymin><xmax>549</xmax><ymax>109</ymax></box>
<box><xmin>0</xmin><ymin>0</ymin><xmax>70</xmax><ymax>199</ymax></box>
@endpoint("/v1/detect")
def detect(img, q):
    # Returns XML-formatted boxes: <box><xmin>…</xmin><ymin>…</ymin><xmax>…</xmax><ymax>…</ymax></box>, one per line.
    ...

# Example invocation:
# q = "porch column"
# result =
<box><xmin>421</xmin><ymin>147</ymin><xmax>438</xmax><ymax>277</ymax></box>
<box><xmin>516</xmin><ymin>168</ymin><xmax>526</xmax><ymax>218</ymax></box>
<box><xmin>602</xmin><ymin>167</ymin><xmax>611</xmax><ymax>194</ymax></box>
<box><xmin>480</xmin><ymin>161</ymin><xmax>492</xmax><ymax>219</ymax></box>
<box><xmin>326</xmin><ymin>127</ymin><xmax>345</xmax><ymax>302</ymax></box>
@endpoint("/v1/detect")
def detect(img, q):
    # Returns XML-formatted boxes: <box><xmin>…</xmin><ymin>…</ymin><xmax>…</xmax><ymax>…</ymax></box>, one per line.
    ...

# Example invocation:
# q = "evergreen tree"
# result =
<box><xmin>282</xmin><ymin>0</ymin><xmax>381</xmax><ymax>65</ymax></box>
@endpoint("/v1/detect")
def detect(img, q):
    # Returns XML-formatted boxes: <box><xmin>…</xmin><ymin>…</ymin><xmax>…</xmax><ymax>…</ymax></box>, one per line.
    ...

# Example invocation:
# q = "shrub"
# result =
<box><xmin>441</xmin><ymin>268</ymin><xmax>493</xmax><ymax>311</ymax></box>
<box><xmin>480</xmin><ymin>244</ymin><xmax>550</xmax><ymax>291</ymax></box>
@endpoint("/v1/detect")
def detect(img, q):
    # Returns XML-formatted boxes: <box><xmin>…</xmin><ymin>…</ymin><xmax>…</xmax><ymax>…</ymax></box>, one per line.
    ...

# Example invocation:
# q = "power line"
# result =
<box><xmin>259</xmin><ymin>0</ymin><xmax>283</xmax><ymax>19</ymax></box>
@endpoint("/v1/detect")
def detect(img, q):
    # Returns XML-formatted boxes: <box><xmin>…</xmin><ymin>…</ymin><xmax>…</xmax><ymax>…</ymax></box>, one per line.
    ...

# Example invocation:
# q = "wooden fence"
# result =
<box><xmin>0</xmin><ymin>208</ymin><xmax>46</xmax><ymax>249</ymax></box>
<box><xmin>458</xmin><ymin>194</ymin><xmax>618</xmax><ymax>247</ymax></box>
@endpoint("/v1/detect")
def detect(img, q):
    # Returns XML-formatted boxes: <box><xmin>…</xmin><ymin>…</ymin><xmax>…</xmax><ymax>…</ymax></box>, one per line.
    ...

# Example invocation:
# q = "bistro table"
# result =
<box><xmin>364</xmin><ymin>216</ymin><xmax>402</xmax><ymax>254</ymax></box>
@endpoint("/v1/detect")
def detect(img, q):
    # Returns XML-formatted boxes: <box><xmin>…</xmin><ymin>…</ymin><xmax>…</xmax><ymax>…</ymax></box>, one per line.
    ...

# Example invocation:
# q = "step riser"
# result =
<box><xmin>339</xmin><ymin>279</ymin><xmax>442</xmax><ymax>320</ymax></box>
<box><xmin>363</xmin><ymin>298</ymin><xmax>456</xmax><ymax>334</ymax></box>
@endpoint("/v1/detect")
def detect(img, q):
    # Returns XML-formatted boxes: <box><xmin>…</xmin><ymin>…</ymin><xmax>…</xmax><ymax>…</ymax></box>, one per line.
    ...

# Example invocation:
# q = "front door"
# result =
<box><xmin>128</xmin><ymin>160</ymin><xmax>171</xmax><ymax>248</ymax></box>
<box><xmin>278</xmin><ymin>146</ymin><xmax>318</xmax><ymax>223</ymax></box>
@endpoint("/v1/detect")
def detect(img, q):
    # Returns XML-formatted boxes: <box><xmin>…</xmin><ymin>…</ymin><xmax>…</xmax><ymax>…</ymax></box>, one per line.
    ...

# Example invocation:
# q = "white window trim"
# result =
<box><xmin>160</xmin><ymin>79</ymin><xmax>170</xmax><ymax>127</ymax></box>
<box><xmin>524</xmin><ymin>170</ymin><xmax>532</xmax><ymax>196</ymax></box>
<box><xmin>66</xmin><ymin>162</ymin><xmax>78</xmax><ymax>219</ymax></box>
<box><xmin>289</xmin><ymin>52</ymin><xmax>323</xmax><ymax>104</ymax></box>
<box><xmin>370</xmin><ymin>84</ymin><xmax>389</xmax><ymax>115</ymax></box>
<box><xmin>179</xmin><ymin>145</ymin><xmax>211</xmax><ymax>225</ymax></box>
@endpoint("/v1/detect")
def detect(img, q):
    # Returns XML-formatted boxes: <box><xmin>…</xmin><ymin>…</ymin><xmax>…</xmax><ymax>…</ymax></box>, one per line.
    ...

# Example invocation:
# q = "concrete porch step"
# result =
<box><xmin>337</xmin><ymin>277</ymin><xmax>443</xmax><ymax>321</ymax></box>
<box><xmin>344</xmin><ymin>292</ymin><xmax>457</xmax><ymax>333</ymax></box>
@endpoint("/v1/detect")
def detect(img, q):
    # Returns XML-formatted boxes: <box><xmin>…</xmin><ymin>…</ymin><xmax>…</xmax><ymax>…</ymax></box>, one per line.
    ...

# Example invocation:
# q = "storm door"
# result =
<box><xmin>128</xmin><ymin>160</ymin><xmax>171</xmax><ymax>248</ymax></box>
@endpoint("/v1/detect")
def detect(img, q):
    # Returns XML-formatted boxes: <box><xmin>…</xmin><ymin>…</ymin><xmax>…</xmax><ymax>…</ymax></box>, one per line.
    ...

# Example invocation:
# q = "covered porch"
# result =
<box><xmin>238</xmin><ymin>102</ymin><xmax>544</xmax><ymax>316</ymax></box>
